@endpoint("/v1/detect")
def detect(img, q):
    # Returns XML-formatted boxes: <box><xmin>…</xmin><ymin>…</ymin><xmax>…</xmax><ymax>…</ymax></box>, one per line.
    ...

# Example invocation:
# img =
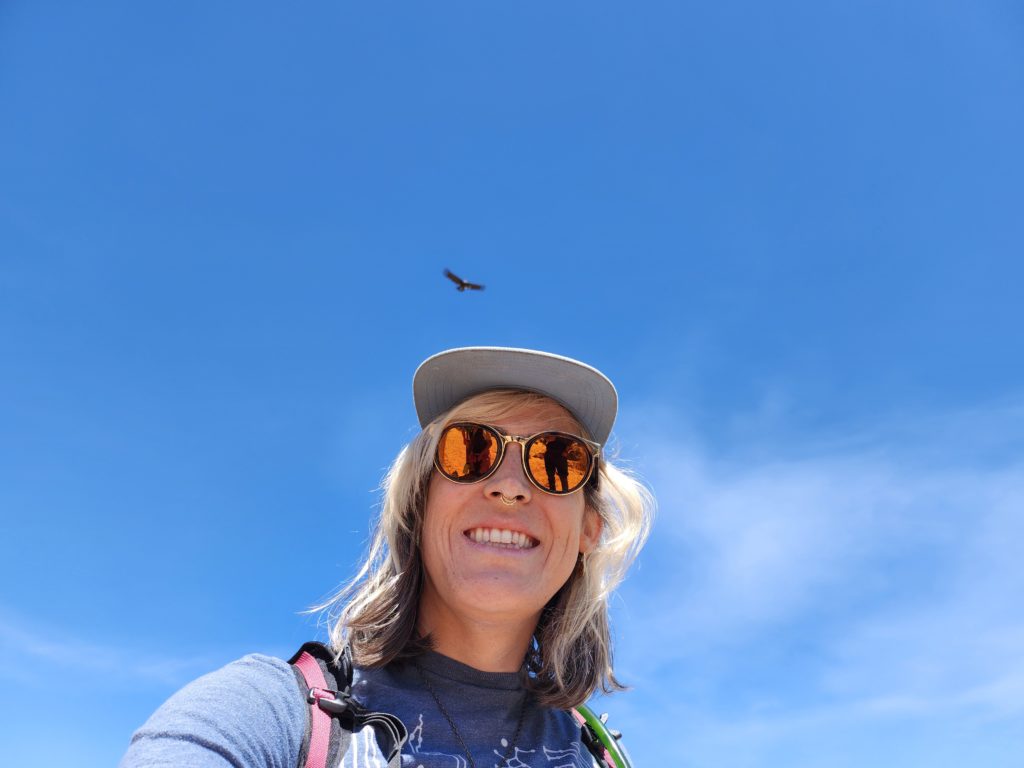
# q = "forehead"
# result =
<box><xmin>446</xmin><ymin>390</ymin><xmax>585</xmax><ymax>436</ymax></box>
<box><xmin>495</xmin><ymin>400</ymin><xmax>581</xmax><ymax>435</ymax></box>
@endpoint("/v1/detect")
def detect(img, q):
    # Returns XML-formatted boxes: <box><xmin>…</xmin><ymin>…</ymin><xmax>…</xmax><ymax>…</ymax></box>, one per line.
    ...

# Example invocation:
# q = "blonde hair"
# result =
<box><xmin>317</xmin><ymin>390</ymin><xmax>655</xmax><ymax>709</ymax></box>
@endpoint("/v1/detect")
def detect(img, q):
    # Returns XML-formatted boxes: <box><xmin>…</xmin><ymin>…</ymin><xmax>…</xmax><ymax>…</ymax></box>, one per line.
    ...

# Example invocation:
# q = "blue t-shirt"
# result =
<box><xmin>121</xmin><ymin>650</ymin><xmax>595</xmax><ymax>768</ymax></box>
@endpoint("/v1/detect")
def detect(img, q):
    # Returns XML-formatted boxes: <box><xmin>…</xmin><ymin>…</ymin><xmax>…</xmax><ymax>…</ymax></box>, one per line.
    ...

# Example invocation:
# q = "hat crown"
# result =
<box><xmin>413</xmin><ymin>346</ymin><xmax>618</xmax><ymax>444</ymax></box>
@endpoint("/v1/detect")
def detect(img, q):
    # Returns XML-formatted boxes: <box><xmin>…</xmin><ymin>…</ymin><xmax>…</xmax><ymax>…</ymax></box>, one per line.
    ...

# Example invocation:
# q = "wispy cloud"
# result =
<box><xmin>609</xmin><ymin>399</ymin><xmax>1024</xmax><ymax>764</ymax></box>
<box><xmin>0</xmin><ymin>610</ymin><xmax>218</xmax><ymax>688</ymax></box>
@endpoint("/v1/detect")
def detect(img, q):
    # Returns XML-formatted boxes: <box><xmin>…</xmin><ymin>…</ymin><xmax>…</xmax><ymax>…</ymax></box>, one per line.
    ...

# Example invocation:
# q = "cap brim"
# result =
<box><xmin>413</xmin><ymin>347</ymin><xmax>617</xmax><ymax>444</ymax></box>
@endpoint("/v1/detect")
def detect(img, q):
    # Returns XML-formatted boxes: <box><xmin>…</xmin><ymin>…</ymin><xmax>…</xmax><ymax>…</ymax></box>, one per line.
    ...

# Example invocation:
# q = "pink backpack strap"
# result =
<box><xmin>293</xmin><ymin>651</ymin><xmax>334</xmax><ymax>768</ymax></box>
<box><xmin>289</xmin><ymin>642</ymin><xmax>407</xmax><ymax>768</ymax></box>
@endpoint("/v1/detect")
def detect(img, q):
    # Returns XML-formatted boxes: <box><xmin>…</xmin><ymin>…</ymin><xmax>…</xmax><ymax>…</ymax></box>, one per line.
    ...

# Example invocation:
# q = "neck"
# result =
<box><xmin>417</xmin><ymin>603</ymin><xmax>537</xmax><ymax>673</ymax></box>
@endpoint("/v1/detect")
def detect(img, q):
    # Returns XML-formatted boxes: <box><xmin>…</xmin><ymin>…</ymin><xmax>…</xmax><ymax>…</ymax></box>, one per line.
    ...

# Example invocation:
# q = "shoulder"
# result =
<box><xmin>120</xmin><ymin>654</ymin><xmax>307</xmax><ymax>768</ymax></box>
<box><xmin>538</xmin><ymin>706</ymin><xmax>591</xmax><ymax>748</ymax></box>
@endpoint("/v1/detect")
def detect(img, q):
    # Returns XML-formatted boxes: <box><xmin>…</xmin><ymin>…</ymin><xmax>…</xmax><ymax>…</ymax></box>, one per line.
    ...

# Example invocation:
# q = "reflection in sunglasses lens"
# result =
<box><xmin>439</xmin><ymin>425</ymin><xmax>499</xmax><ymax>480</ymax></box>
<box><xmin>526</xmin><ymin>435</ymin><xmax>589</xmax><ymax>493</ymax></box>
<box><xmin>438</xmin><ymin>424</ymin><xmax>592</xmax><ymax>493</ymax></box>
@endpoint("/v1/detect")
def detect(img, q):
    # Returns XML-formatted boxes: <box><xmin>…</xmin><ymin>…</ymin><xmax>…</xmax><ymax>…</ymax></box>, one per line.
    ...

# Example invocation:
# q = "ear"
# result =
<box><xmin>578</xmin><ymin>508</ymin><xmax>603</xmax><ymax>554</ymax></box>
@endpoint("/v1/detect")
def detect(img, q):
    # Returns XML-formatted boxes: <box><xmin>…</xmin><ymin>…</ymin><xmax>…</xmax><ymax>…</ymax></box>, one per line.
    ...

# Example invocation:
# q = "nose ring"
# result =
<box><xmin>499</xmin><ymin>494</ymin><xmax>518</xmax><ymax>506</ymax></box>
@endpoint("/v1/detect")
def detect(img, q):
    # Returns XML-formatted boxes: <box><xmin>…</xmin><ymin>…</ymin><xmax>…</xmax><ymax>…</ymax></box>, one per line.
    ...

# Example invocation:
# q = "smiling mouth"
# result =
<box><xmin>465</xmin><ymin>527</ymin><xmax>538</xmax><ymax>549</ymax></box>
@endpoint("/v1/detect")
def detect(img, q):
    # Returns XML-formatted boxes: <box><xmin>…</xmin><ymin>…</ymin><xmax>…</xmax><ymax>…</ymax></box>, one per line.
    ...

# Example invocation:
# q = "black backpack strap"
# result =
<box><xmin>289</xmin><ymin>642</ymin><xmax>407</xmax><ymax>768</ymax></box>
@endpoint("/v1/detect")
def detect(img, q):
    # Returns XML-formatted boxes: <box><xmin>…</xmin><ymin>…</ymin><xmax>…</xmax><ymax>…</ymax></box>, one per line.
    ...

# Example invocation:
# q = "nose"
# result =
<box><xmin>482</xmin><ymin>442</ymin><xmax>533</xmax><ymax>504</ymax></box>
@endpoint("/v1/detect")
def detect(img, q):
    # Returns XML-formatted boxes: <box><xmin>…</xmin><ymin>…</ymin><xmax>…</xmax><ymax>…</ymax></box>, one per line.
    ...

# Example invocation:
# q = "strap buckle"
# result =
<box><xmin>306</xmin><ymin>686</ymin><xmax>353</xmax><ymax>715</ymax></box>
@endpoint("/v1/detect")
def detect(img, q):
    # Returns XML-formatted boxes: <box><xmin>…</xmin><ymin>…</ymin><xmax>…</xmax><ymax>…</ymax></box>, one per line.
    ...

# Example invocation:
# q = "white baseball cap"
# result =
<box><xmin>412</xmin><ymin>346</ymin><xmax>618</xmax><ymax>444</ymax></box>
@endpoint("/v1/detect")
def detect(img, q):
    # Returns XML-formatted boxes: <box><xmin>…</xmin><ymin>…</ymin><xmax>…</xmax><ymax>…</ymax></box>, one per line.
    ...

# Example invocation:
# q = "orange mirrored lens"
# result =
<box><xmin>526</xmin><ymin>434</ymin><xmax>592</xmax><ymax>493</ymax></box>
<box><xmin>437</xmin><ymin>424</ymin><xmax>500</xmax><ymax>482</ymax></box>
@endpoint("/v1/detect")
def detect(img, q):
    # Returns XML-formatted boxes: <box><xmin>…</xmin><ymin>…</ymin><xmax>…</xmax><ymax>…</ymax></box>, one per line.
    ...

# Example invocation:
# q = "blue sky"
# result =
<box><xmin>2</xmin><ymin>2</ymin><xmax>1023</xmax><ymax>765</ymax></box>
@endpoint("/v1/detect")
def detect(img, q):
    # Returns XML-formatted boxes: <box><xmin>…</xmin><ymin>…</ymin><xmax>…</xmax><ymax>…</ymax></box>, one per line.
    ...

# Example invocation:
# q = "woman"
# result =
<box><xmin>122</xmin><ymin>346</ymin><xmax>654</xmax><ymax>768</ymax></box>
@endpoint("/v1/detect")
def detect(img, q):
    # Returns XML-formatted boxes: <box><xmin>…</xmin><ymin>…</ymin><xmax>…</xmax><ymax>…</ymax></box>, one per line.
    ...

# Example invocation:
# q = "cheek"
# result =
<box><xmin>423</xmin><ymin>472</ymin><xmax>452</xmax><ymax>518</ymax></box>
<box><xmin>422</xmin><ymin>482</ymin><xmax>443</xmax><ymax>534</ymax></box>
<box><xmin>551</xmin><ymin>498</ymin><xmax>589</xmax><ymax>550</ymax></box>
<box><xmin>421</xmin><ymin>473</ymin><xmax>464</xmax><ymax>547</ymax></box>
<box><xmin>419</xmin><ymin>490</ymin><xmax>448</xmax><ymax>584</ymax></box>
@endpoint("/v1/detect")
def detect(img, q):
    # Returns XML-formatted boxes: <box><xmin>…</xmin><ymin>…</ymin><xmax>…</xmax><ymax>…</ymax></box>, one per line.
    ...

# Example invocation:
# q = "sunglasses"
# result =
<box><xmin>434</xmin><ymin>422</ymin><xmax>601</xmax><ymax>495</ymax></box>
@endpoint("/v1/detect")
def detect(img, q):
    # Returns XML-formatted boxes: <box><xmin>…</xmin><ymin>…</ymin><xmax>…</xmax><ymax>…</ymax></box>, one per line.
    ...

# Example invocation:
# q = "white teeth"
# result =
<box><xmin>467</xmin><ymin>528</ymin><xmax>535</xmax><ymax>549</ymax></box>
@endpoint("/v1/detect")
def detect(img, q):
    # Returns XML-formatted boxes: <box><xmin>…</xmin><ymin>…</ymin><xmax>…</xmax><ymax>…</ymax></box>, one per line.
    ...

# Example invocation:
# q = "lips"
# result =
<box><xmin>465</xmin><ymin>527</ymin><xmax>538</xmax><ymax>549</ymax></box>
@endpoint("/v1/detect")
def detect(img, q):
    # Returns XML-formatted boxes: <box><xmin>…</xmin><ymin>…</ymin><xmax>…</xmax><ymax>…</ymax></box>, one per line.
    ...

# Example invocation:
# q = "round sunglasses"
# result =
<box><xmin>434</xmin><ymin>422</ymin><xmax>601</xmax><ymax>495</ymax></box>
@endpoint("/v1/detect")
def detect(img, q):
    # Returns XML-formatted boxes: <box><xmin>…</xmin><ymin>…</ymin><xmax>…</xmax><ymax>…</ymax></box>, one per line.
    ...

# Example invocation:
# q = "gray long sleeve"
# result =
<box><xmin>121</xmin><ymin>650</ymin><xmax>593</xmax><ymax>767</ymax></box>
<box><xmin>120</xmin><ymin>654</ymin><xmax>305</xmax><ymax>768</ymax></box>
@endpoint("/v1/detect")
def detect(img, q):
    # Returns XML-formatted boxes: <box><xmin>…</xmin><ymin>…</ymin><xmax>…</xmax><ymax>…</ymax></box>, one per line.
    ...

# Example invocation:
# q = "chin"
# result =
<box><xmin>458</xmin><ymin>583</ymin><xmax>550</xmax><ymax>622</ymax></box>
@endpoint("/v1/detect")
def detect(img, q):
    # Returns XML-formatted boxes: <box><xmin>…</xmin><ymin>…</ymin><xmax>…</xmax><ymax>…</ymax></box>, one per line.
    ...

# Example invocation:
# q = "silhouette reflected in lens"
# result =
<box><xmin>527</xmin><ymin>434</ymin><xmax>589</xmax><ymax>493</ymax></box>
<box><xmin>438</xmin><ymin>424</ymin><xmax>499</xmax><ymax>481</ymax></box>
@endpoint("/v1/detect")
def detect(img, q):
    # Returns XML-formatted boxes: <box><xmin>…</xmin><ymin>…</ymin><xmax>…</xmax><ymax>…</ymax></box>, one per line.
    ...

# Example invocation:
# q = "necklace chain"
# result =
<box><xmin>415</xmin><ymin>661</ymin><xmax>528</xmax><ymax>768</ymax></box>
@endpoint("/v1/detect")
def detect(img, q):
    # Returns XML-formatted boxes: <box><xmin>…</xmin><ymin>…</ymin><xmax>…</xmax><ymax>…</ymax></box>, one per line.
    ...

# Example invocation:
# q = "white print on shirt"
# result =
<box><xmin>501</xmin><ymin>743</ymin><xmax>591</xmax><ymax>768</ymax></box>
<box><xmin>406</xmin><ymin>712</ymin><xmax>468</xmax><ymax>767</ymax></box>
<box><xmin>338</xmin><ymin>704</ymin><xmax>591</xmax><ymax>768</ymax></box>
<box><xmin>541</xmin><ymin>743</ymin><xmax>593</xmax><ymax>768</ymax></box>
<box><xmin>338</xmin><ymin>722</ymin><xmax>391</xmax><ymax>768</ymax></box>
<box><xmin>396</xmin><ymin>712</ymin><xmax>592</xmax><ymax>768</ymax></box>
<box><xmin>500</xmin><ymin>745</ymin><xmax>536</xmax><ymax>768</ymax></box>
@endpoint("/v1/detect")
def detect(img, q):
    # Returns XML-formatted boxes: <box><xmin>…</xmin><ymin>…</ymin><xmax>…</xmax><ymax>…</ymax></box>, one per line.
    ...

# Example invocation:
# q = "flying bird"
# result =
<box><xmin>444</xmin><ymin>269</ymin><xmax>485</xmax><ymax>292</ymax></box>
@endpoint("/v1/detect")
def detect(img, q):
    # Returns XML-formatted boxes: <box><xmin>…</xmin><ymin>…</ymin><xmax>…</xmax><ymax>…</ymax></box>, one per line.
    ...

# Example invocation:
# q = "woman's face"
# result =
<box><xmin>417</xmin><ymin>397</ymin><xmax>602</xmax><ymax>635</ymax></box>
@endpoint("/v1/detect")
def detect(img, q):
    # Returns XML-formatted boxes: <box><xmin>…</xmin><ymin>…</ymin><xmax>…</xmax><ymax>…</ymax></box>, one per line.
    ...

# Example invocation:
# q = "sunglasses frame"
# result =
<box><xmin>434</xmin><ymin>421</ymin><xmax>602</xmax><ymax>496</ymax></box>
